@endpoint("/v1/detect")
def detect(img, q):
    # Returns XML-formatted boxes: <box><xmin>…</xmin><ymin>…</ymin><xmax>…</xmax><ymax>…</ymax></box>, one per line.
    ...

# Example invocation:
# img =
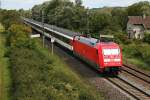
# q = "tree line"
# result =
<box><xmin>1</xmin><ymin>0</ymin><xmax>150</xmax><ymax>43</ymax></box>
<box><xmin>28</xmin><ymin>0</ymin><xmax>150</xmax><ymax>40</ymax></box>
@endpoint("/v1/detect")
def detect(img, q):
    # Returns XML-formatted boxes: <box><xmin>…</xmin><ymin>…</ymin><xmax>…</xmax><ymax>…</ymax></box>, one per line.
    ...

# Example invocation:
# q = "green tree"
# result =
<box><xmin>127</xmin><ymin>1</ymin><xmax>150</xmax><ymax>16</ymax></box>
<box><xmin>32</xmin><ymin>5</ymin><xmax>43</xmax><ymax>21</ymax></box>
<box><xmin>143</xmin><ymin>33</ymin><xmax>150</xmax><ymax>44</ymax></box>
<box><xmin>19</xmin><ymin>9</ymin><xmax>32</xmax><ymax>18</ymax></box>
<box><xmin>8</xmin><ymin>24</ymin><xmax>34</xmax><ymax>48</ymax></box>
<box><xmin>111</xmin><ymin>8</ymin><xmax>128</xmax><ymax>30</ymax></box>
<box><xmin>43</xmin><ymin>0</ymin><xmax>87</xmax><ymax>32</ymax></box>
<box><xmin>0</xmin><ymin>10</ymin><xmax>21</xmax><ymax>29</ymax></box>
<box><xmin>90</xmin><ymin>12</ymin><xmax>119</xmax><ymax>34</ymax></box>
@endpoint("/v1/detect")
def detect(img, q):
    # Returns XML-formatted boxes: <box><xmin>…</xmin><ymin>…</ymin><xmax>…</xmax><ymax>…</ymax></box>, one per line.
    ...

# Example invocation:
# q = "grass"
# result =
<box><xmin>0</xmin><ymin>33</ymin><xmax>11</xmax><ymax>100</ymax></box>
<box><xmin>122</xmin><ymin>43</ymin><xmax>150</xmax><ymax>71</ymax></box>
<box><xmin>0</xmin><ymin>23</ymin><xmax>5</xmax><ymax>33</ymax></box>
<box><xmin>123</xmin><ymin>56</ymin><xmax>150</xmax><ymax>71</ymax></box>
<box><xmin>123</xmin><ymin>51</ymin><xmax>150</xmax><ymax>71</ymax></box>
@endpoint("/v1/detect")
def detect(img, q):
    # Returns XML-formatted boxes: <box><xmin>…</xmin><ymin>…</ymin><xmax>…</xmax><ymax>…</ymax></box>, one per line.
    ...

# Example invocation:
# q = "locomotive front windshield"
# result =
<box><xmin>103</xmin><ymin>49</ymin><xmax>120</xmax><ymax>55</ymax></box>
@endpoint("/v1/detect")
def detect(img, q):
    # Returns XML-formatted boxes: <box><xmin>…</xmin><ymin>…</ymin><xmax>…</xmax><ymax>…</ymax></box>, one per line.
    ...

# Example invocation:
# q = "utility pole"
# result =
<box><xmin>55</xmin><ymin>12</ymin><xmax>57</xmax><ymax>26</ymax></box>
<box><xmin>42</xmin><ymin>10</ymin><xmax>45</xmax><ymax>48</ymax></box>
<box><xmin>87</xmin><ymin>8</ymin><xmax>90</xmax><ymax>37</ymax></box>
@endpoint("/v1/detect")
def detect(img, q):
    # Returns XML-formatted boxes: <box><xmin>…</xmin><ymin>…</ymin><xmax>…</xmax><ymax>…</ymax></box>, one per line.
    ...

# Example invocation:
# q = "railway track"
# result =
<box><xmin>106</xmin><ymin>76</ymin><xmax>150</xmax><ymax>100</ymax></box>
<box><xmin>122</xmin><ymin>65</ymin><xmax>150</xmax><ymax>84</ymax></box>
<box><xmin>105</xmin><ymin>65</ymin><xmax>150</xmax><ymax>100</ymax></box>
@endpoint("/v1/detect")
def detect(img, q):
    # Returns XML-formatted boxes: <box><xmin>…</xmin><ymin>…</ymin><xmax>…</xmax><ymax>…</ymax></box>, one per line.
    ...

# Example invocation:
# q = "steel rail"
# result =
<box><xmin>122</xmin><ymin>67</ymin><xmax>150</xmax><ymax>84</ymax></box>
<box><xmin>123</xmin><ymin>64</ymin><xmax>150</xmax><ymax>77</ymax></box>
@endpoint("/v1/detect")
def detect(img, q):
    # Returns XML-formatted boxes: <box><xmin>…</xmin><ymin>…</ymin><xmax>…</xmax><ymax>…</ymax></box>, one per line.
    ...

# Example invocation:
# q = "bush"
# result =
<box><xmin>123</xmin><ymin>43</ymin><xmax>142</xmax><ymax>58</ymax></box>
<box><xmin>114</xmin><ymin>32</ymin><xmax>131</xmax><ymax>44</ymax></box>
<box><xmin>0</xmin><ymin>23</ymin><xmax>5</xmax><ymax>32</ymax></box>
<box><xmin>9</xmin><ymin>46</ymin><xmax>102</xmax><ymax>100</ymax></box>
<box><xmin>143</xmin><ymin>33</ymin><xmax>150</xmax><ymax>44</ymax></box>
<box><xmin>123</xmin><ymin>43</ymin><xmax>150</xmax><ymax>65</ymax></box>
<box><xmin>139</xmin><ymin>44</ymin><xmax>150</xmax><ymax>64</ymax></box>
<box><xmin>8</xmin><ymin>24</ymin><xmax>35</xmax><ymax>48</ymax></box>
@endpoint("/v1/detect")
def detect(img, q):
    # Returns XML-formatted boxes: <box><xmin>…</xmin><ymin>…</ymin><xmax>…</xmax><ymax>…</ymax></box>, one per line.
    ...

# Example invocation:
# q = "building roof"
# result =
<box><xmin>128</xmin><ymin>16</ymin><xmax>150</xmax><ymax>29</ymax></box>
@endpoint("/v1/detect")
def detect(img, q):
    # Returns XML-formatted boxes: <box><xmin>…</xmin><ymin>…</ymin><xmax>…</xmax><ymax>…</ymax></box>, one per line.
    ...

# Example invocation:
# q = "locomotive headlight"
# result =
<box><xmin>104</xmin><ymin>59</ymin><xmax>111</xmax><ymax>62</ymax></box>
<box><xmin>114</xmin><ymin>59</ymin><xmax>121</xmax><ymax>62</ymax></box>
<box><xmin>104</xmin><ymin>59</ymin><xmax>120</xmax><ymax>62</ymax></box>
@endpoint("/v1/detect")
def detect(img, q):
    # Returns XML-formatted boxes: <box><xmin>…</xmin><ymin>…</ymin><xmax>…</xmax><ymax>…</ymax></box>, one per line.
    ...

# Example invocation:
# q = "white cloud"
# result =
<box><xmin>82</xmin><ymin>0</ymin><xmax>150</xmax><ymax>8</ymax></box>
<box><xmin>1</xmin><ymin>0</ymin><xmax>150</xmax><ymax>10</ymax></box>
<box><xmin>1</xmin><ymin>0</ymin><xmax>49</xmax><ymax>10</ymax></box>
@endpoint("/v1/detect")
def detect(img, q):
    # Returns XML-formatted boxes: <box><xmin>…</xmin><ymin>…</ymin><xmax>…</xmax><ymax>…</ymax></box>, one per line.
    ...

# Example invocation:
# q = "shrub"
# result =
<box><xmin>123</xmin><ymin>42</ymin><xmax>150</xmax><ymax>66</ymax></box>
<box><xmin>143</xmin><ymin>33</ymin><xmax>150</xmax><ymax>44</ymax></box>
<box><xmin>9</xmin><ymin>46</ymin><xmax>102</xmax><ymax>100</ymax></box>
<box><xmin>0</xmin><ymin>23</ymin><xmax>5</xmax><ymax>32</ymax></box>
<box><xmin>139</xmin><ymin>44</ymin><xmax>150</xmax><ymax>64</ymax></box>
<box><xmin>8</xmin><ymin>24</ymin><xmax>35</xmax><ymax>48</ymax></box>
<box><xmin>123</xmin><ymin>43</ymin><xmax>142</xmax><ymax>58</ymax></box>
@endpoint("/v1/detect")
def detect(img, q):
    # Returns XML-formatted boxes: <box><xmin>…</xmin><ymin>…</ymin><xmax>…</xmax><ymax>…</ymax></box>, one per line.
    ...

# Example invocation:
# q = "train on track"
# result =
<box><xmin>23</xmin><ymin>18</ymin><xmax>123</xmax><ymax>74</ymax></box>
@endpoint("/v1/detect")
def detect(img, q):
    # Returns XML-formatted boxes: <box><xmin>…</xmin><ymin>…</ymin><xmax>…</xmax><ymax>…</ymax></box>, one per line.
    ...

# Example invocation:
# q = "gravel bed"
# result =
<box><xmin>89</xmin><ymin>78</ymin><xmax>132</xmax><ymax>100</ymax></box>
<box><xmin>124</xmin><ymin>62</ymin><xmax>150</xmax><ymax>75</ymax></box>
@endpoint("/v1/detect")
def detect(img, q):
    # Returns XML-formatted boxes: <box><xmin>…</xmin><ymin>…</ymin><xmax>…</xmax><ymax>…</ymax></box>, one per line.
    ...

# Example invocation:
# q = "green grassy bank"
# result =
<box><xmin>0</xmin><ymin>33</ymin><xmax>11</xmax><ymax>100</ymax></box>
<box><xmin>122</xmin><ymin>43</ymin><xmax>150</xmax><ymax>71</ymax></box>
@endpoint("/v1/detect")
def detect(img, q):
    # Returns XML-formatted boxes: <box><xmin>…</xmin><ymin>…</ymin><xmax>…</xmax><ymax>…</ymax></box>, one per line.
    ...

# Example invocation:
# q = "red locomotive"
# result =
<box><xmin>72</xmin><ymin>35</ymin><xmax>122</xmax><ymax>74</ymax></box>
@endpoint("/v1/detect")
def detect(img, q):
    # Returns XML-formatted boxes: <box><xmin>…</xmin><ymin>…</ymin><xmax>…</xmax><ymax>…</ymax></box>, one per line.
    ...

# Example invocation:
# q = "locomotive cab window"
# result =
<box><xmin>103</xmin><ymin>49</ymin><xmax>120</xmax><ymax>55</ymax></box>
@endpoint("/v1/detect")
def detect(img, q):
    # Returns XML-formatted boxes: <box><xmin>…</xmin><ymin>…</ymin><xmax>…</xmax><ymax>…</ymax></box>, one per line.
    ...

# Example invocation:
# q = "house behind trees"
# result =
<box><xmin>127</xmin><ymin>15</ymin><xmax>150</xmax><ymax>39</ymax></box>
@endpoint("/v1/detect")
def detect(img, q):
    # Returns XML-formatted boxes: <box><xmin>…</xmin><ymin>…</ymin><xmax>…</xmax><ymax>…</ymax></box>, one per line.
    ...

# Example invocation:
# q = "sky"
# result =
<box><xmin>1</xmin><ymin>0</ymin><xmax>150</xmax><ymax>10</ymax></box>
